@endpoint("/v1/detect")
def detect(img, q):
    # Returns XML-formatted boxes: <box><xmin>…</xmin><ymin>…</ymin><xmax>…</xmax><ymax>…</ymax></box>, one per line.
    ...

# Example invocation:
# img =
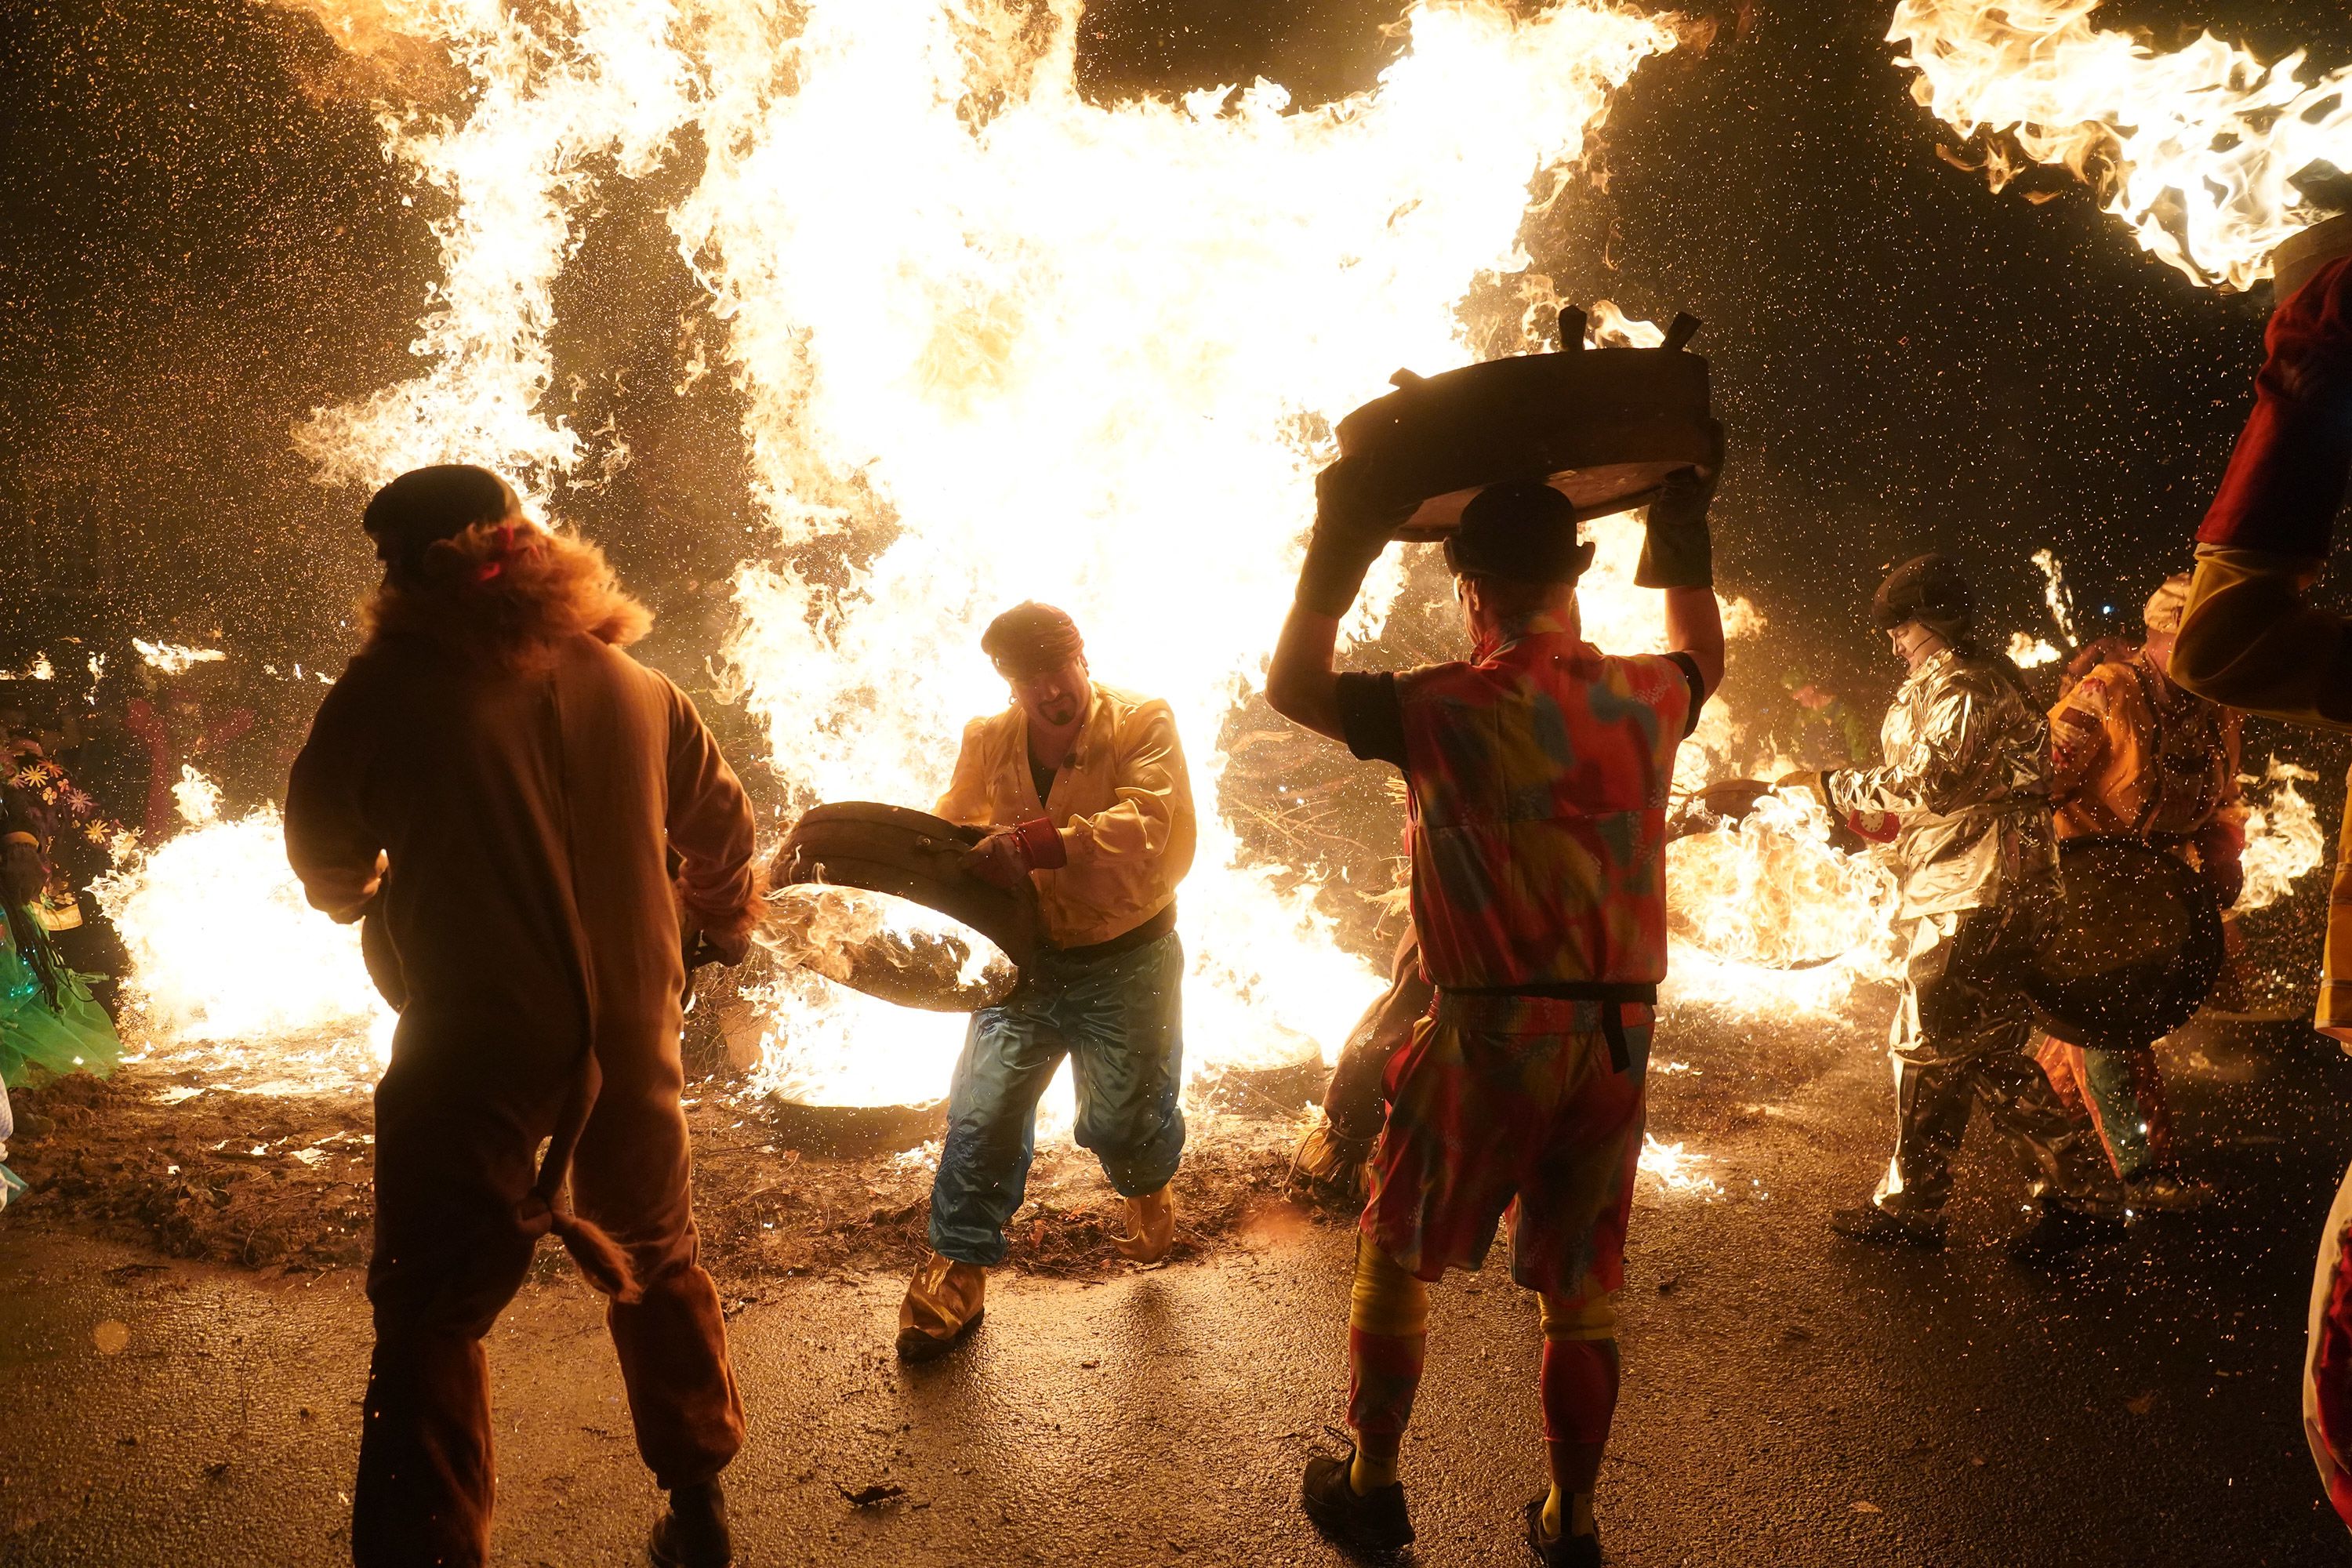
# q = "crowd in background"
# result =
<box><xmin>0</xmin><ymin>643</ymin><xmax>309</xmax><ymax>1204</ymax></box>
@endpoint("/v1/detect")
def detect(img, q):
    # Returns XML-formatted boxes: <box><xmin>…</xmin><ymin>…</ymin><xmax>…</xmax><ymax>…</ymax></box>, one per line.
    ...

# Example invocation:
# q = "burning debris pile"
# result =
<box><xmin>35</xmin><ymin>1</ymin><xmax>2334</xmax><ymax>1122</ymax></box>
<box><xmin>92</xmin><ymin>768</ymin><xmax>390</xmax><ymax>1095</ymax></box>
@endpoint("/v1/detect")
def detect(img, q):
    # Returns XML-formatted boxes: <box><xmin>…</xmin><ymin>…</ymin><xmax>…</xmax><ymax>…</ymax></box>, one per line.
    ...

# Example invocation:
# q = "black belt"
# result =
<box><xmin>1442</xmin><ymin>981</ymin><xmax>1656</xmax><ymax>1072</ymax></box>
<box><xmin>1052</xmin><ymin>900</ymin><xmax>1178</xmax><ymax>964</ymax></box>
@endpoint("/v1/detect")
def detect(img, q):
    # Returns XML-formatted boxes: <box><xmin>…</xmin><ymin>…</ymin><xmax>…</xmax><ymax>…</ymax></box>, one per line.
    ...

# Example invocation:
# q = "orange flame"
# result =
<box><xmin>1890</xmin><ymin>0</ymin><xmax>2352</xmax><ymax>289</ymax></box>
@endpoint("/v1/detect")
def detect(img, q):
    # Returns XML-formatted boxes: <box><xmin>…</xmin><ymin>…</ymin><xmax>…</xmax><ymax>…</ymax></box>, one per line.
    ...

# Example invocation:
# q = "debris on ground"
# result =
<box><xmin>2</xmin><ymin>1060</ymin><xmax>1319</xmax><ymax>1281</ymax></box>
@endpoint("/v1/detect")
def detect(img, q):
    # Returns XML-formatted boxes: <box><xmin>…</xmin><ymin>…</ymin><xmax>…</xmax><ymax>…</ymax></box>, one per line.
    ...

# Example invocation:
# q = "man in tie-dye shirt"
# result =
<box><xmin>1268</xmin><ymin>473</ymin><xmax>1722</xmax><ymax>1567</ymax></box>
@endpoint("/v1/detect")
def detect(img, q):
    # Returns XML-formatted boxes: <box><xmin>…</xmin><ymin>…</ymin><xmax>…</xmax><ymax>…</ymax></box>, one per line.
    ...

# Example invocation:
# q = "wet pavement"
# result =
<box><xmin>4</xmin><ymin>1008</ymin><xmax>2350</xmax><ymax>1566</ymax></box>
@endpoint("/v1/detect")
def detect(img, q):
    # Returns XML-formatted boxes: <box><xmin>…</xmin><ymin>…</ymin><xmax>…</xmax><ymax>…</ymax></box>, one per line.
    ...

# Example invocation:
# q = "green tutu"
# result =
<box><xmin>0</xmin><ymin>906</ymin><xmax>120</xmax><ymax>1087</ymax></box>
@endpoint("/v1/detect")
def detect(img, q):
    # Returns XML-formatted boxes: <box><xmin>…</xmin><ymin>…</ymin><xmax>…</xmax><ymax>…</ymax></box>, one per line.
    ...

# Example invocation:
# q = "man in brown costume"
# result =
<box><xmin>286</xmin><ymin>465</ymin><xmax>761</xmax><ymax>1568</ymax></box>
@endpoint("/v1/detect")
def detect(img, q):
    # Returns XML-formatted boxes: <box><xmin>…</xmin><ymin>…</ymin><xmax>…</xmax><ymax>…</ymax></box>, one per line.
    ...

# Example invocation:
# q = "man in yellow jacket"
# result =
<box><xmin>897</xmin><ymin>602</ymin><xmax>1198</xmax><ymax>1359</ymax></box>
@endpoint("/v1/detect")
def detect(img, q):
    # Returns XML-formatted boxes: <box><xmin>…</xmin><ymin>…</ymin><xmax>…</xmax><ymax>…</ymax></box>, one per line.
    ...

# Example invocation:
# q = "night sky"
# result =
<box><xmin>5</xmin><ymin>0</ymin><xmax>2351</xmax><ymax>781</ymax></box>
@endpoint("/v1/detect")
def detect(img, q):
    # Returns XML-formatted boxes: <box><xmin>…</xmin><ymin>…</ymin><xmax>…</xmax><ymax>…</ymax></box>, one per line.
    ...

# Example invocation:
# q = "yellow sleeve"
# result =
<box><xmin>1060</xmin><ymin>702</ymin><xmax>1190</xmax><ymax>868</ymax></box>
<box><xmin>2043</xmin><ymin>672</ymin><xmax>2114</xmax><ymax>811</ymax></box>
<box><xmin>2175</xmin><ymin>546</ymin><xmax>2352</xmax><ymax>730</ymax></box>
<box><xmin>933</xmin><ymin>720</ymin><xmax>997</xmax><ymax>828</ymax></box>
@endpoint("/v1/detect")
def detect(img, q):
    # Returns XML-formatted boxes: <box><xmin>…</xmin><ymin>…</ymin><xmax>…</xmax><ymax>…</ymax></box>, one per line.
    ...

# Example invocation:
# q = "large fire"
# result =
<box><xmin>1889</xmin><ymin>0</ymin><xmax>2352</xmax><ymax>289</ymax></box>
<box><xmin>81</xmin><ymin>2</ymin><xmax>2337</xmax><ymax>1106</ymax></box>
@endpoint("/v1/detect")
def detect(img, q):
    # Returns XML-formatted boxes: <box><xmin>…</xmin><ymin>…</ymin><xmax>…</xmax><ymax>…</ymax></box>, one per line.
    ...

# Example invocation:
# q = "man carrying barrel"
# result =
<box><xmin>1267</xmin><ymin>471</ymin><xmax>1722</xmax><ymax>1566</ymax></box>
<box><xmin>2034</xmin><ymin>571</ymin><xmax>2245</xmax><ymax>1207</ymax></box>
<box><xmin>1792</xmin><ymin>554</ymin><xmax>2122</xmax><ymax>1260</ymax></box>
<box><xmin>896</xmin><ymin>602</ymin><xmax>1198</xmax><ymax>1361</ymax></box>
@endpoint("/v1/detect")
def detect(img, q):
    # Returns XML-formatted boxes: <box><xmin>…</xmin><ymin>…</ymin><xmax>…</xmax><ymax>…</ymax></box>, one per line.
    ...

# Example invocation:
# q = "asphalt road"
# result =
<box><xmin>4</xmin><ymin>1006</ymin><xmax>2349</xmax><ymax>1566</ymax></box>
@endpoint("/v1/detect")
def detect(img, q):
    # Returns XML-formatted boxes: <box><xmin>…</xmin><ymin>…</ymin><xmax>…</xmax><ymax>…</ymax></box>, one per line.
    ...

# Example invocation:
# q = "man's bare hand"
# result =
<box><xmin>965</xmin><ymin>832</ymin><xmax>1031</xmax><ymax>891</ymax></box>
<box><xmin>684</xmin><ymin>927</ymin><xmax>750</xmax><ymax>970</ymax></box>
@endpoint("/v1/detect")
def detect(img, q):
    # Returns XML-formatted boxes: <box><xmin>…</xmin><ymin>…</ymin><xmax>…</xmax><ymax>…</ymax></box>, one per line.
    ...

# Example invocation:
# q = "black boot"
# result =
<box><xmin>1828</xmin><ymin>1202</ymin><xmax>1946</xmax><ymax>1250</ymax></box>
<box><xmin>649</xmin><ymin>1478</ymin><xmax>734</xmax><ymax>1568</ymax></box>
<box><xmin>1525</xmin><ymin>1497</ymin><xmax>1602</xmax><ymax>1566</ymax></box>
<box><xmin>1301</xmin><ymin>1450</ymin><xmax>1414</xmax><ymax>1554</ymax></box>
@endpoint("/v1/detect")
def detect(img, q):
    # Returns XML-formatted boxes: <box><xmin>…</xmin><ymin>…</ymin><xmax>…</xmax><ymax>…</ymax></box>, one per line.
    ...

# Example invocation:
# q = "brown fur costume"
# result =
<box><xmin>288</xmin><ymin>517</ymin><xmax>758</xmax><ymax>1568</ymax></box>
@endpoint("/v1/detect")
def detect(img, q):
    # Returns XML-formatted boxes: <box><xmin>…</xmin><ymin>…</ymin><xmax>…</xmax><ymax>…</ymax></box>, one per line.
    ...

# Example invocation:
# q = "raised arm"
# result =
<box><xmin>1641</xmin><ymin>462</ymin><xmax>1726</xmax><ymax>699</ymax></box>
<box><xmin>1266</xmin><ymin>605</ymin><xmax>1348</xmax><ymax>743</ymax></box>
<box><xmin>1266</xmin><ymin>464</ymin><xmax>1399</xmax><ymax>745</ymax></box>
<box><xmin>2174</xmin><ymin>550</ymin><xmax>2352</xmax><ymax>729</ymax></box>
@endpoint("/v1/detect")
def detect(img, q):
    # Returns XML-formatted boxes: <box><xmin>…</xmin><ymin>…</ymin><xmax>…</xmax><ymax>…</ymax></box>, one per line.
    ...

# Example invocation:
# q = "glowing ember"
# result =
<box><xmin>93</xmin><ymin>768</ymin><xmax>390</xmax><ymax>1093</ymax></box>
<box><xmin>1637</xmin><ymin>1133</ymin><xmax>1720</xmax><ymax>1196</ymax></box>
<box><xmin>1889</xmin><ymin>0</ymin><xmax>2352</xmax><ymax>289</ymax></box>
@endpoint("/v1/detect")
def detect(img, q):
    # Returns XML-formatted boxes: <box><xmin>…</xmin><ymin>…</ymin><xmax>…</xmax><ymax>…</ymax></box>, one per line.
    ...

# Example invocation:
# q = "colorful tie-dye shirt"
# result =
<box><xmin>1341</xmin><ymin>624</ymin><xmax>1700</xmax><ymax>989</ymax></box>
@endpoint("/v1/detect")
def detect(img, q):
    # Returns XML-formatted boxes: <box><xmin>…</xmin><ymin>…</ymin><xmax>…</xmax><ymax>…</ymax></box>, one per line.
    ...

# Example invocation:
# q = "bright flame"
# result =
<box><xmin>290</xmin><ymin>0</ymin><xmax>1715</xmax><ymax>1105</ymax></box>
<box><xmin>94</xmin><ymin>768</ymin><xmax>390</xmax><ymax>1093</ymax></box>
<box><xmin>132</xmin><ymin>640</ymin><xmax>228</xmax><ymax>675</ymax></box>
<box><xmin>1889</xmin><ymin>0</ymin><xmax>2352</xmax><ymax>289</ymax></box>
<box><xmin>2238</xmin><ymin>756</ymin><xmax>2327</xmax><ymax>913</ymax></box>
<box><xmin>1663</xmin><ymin>786</ymin><xmax>1901</xmax><ymax>1014</ymax></box>
<box><xmin>2007</xmin><ymin>631</ymin><xmax>2060</xmax><ymax>669</ymax></box>
<box><xmin>1667</xmin><ymin>789</ymin><xmax>1900</xmax><ymax>967</ymax></box>
<box><xmin>2030</xmin><ymin>547</ymin><xmax>2078</xmax><ymax>646</ymax></box>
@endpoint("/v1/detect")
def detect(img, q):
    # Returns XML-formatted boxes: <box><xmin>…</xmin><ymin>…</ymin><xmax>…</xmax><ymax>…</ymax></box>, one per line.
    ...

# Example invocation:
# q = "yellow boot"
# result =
<box><xmin>895</xmin><ymin>1252</ymin><xmax>986</xmax><ymax>1362</ymax></box>
<box><xmin>1113</xmin><ymin>1182</ymin><xmax>1177</xmax><ymax>1263</ymax></box>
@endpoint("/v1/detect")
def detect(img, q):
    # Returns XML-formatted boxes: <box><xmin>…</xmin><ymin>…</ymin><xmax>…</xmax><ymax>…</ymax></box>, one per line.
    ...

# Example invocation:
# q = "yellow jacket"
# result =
<box><xmin>2046</xmin><ymin>650</ymin><xmax>2244</xmax><ymax>848</ymax></box>
<box><xmin>2176</xmin><ymin>546</ymin><xmax>2350</xmax><ymax>1035</ymax></box>
<box><xmin>934</xmin><ymin>683</ymin><xmax>1196</xmax><ymax>949</ymax></box>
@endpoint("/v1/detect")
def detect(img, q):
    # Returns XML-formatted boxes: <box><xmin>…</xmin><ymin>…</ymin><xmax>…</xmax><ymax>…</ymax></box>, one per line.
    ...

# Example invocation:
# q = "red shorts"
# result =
<box><xmin>1361</xmin><ymin>991</ymin><xmax>1648</xmax><ymax>1301</ymax></box>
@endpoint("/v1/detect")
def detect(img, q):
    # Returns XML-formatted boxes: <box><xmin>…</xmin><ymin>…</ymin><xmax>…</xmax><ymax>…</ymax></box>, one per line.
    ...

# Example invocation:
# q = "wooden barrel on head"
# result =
<box><xmin>1324</xmin><ymin>320</ymin><xmax>1723</xmax><ymax>543</ymax></box>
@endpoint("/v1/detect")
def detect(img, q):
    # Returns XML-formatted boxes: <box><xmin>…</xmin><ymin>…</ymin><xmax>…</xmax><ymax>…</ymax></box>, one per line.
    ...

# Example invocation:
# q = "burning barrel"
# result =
<box><xmin>765</xmin><ymin>802</ymin><xmax>1041</xmax><ymax>1013</ymax></box>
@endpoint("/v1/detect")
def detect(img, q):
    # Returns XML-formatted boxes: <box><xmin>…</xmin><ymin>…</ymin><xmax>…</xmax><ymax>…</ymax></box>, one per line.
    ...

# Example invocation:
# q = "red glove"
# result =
<box><xmin>967</xmin><ymin>814</ymin><xmax>1065</xmax><ymax>889</ymax></box>
<box><xmin>2200</xmin><ymin>255</ymin><xmax>2352</xmax><ymax>558</ymax></box>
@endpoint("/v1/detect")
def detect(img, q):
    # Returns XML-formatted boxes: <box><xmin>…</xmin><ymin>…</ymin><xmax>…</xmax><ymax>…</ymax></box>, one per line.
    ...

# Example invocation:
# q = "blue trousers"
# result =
<box><xmin>928</xmin><ymin>931</ymin><xmax>1187</xmax><ymax>1265</ymax></box>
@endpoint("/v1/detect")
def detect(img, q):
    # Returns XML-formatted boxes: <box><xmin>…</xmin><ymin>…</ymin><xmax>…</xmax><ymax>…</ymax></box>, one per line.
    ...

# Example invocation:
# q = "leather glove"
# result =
<box><xmin>2199</xmin><ymin>252</ymin><xmax>2352</xmax><ymax>558</ymax></box>
<box><xmin>1298</xmin><ymin>459</ymin><xmax>1409</xmax><ymax>618</ymax></box>
<box><xmin>1635</xmin><ymin>448</ymin><xmax>1720</xmax><ymax>591</ymax></box>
